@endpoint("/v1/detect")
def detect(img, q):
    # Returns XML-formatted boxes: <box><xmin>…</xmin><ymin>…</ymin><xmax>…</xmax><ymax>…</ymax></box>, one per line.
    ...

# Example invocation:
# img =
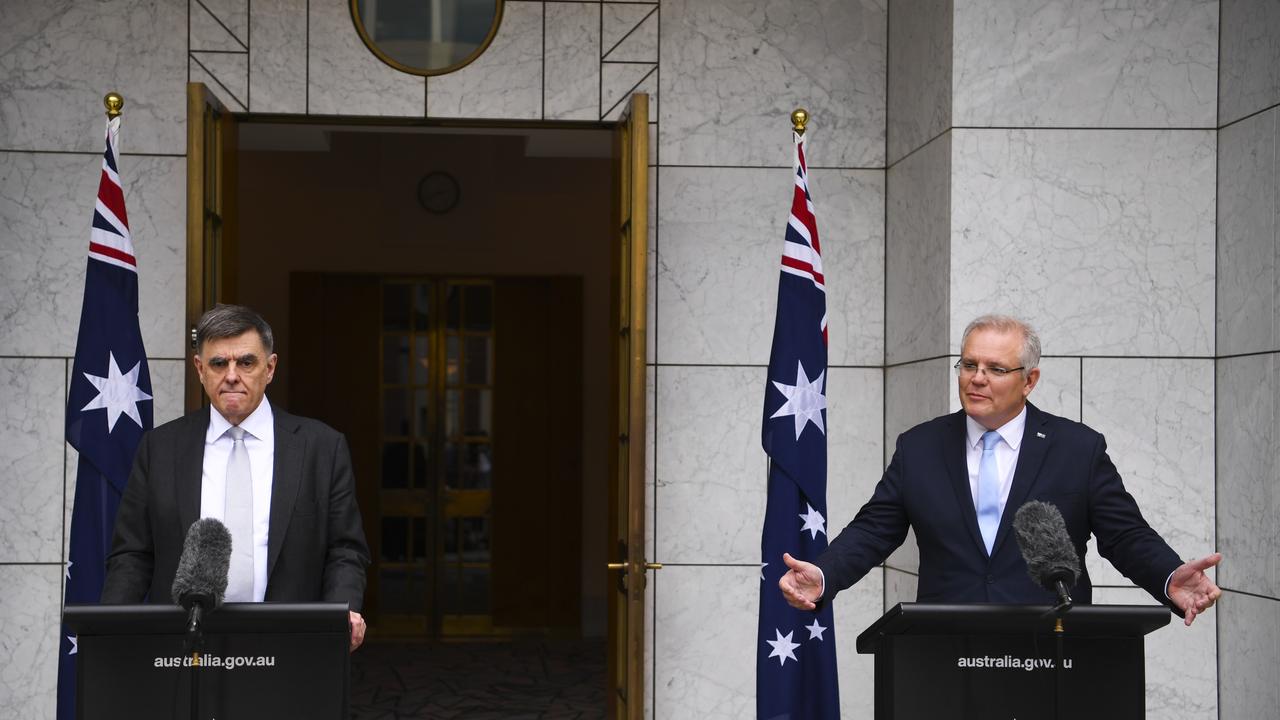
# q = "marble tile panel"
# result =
<box><xmin>951</xmin><ymin>129</ymin><xmax>1216</xmax><ymax>357</ymax></box>
<box><xmin>953</xmin><ymin>0</ymin><xmax>1218</xmax><ymax>129</ymax></box>
<box><xmin>0</xmin><ymin>565</ymin><xmax>62</xmax><ymax>720</ymax></box>
<box><xmin>886</xmin><ymin>0</ymin><xmax>952</xmax><ymax>164</ymax></box>
<box><xmin>1093</xmin><ymin>586</ymin><xmax>1217</xmax><ymax>720</ymax></box>
<box><xmin>647</xmin><ymin>170</ymin><xmax>657</xmax><ymax>365</ymax></box>
<box><xmin>190</xmin><ymin>63</ymin><xmax>246</xmax><ymax>112</ymax></box>
<box><xmin>308</xmin><ymin>0</ymin><xmax>423</xmax><ymax>117</ymax></box>
<box><xmin>191</xmin><ymin>51</ymin><xmax>249</xmax><ymax>110</ymax></box>
<box><xmin>655</xmin><ymin>367</ymin><xmax>881</xmax><ymax>565</ymax></box>
<box><xmin>653</xmin><ymin>565</ymin><xmax>879</xmax><ymax>720</ymax></box>
<box><xmin>646</xmin><ymin>366</ymin><xmax>655</xmax><ymax>563</ymax></box>
<box><xmin>883</xmin><ymin>566</ymin><xmax>917</xmax><ymax>609</ymax></box>
<box><xmin>1218</xmin><ymin>590</ymin><xmax>1280</xmax><ymax>720</ymax></box>
<box><xmin>248</xmin><ymin>0</ymin><xmax>307</xmax><ymax>113</ymax></box>
<box><xmin>660</xmin><ymin>0</ymin><xmax>885</xmax><ymax>168</ymax></box>
<box><xmin>1217</xmin><ymin>105</ymin><xmax>1278</xmax><ymax>355</ymax></box>
<box><xmin>886</xmin><ymin>132</ymin><xmax>949</xmax><ymax>364</ymax></box>
<box><xmin>885</xmin><ymin>357</ymin><xmax>951</xmax><ymax>453</ymax></box>
<box><xmin>1215</xmin><ymin>353</ymin><xmax>1279</xmax><ymax>598</ymax></box>
<box><xmin>428</xmin><ymin>1</ymin><xmax>542</xmax><ymax>120</ymax></box>
<box><xmin>1080</xmin><ymin>359</ymin><xmax>1215</xmax><ymax>588</ymax></box>
<box><xmin>602</xmin><ymin>64</ymin><xmax>658</xmax><ymax>122</ymax></box>
<box><xmin>545</xmin><ymin>3</ymin><xmax>601</xmax><ymax>121</ymax></box>
<box><xmin>199</xmin><ymin>0</ymin><xmax>248</xmax><ymax>47</ymax></box>
<box><xmin>0</xmin><ymin>153</ymin><xmax>185</xmax><ymax>360</ymax></box>
<box><xmin>0</xmin><ymin>0</ymin><xmax>187</xmax><ymax>155</ymax></box>
<box><xmin>0</xmin><ymin>360</ymin><xmax>68</xmax><ymax>564</ymax></box>
<box><xmin>602</xmin><ymin>4</ymin><xmax>658</xmax><ymax>63</ymax></box>
<box><xmin>1219</xmin><ymin>0</ymin><xmax>1280</xmax><ymax>127</ymax></box>
<box><xmin>191</xmin><ymin>0</ymin><xmax>248</xmax><ymax>52</ymax></box>
<box><xmin>656</xmin><ymin>167</ymin><xmax>883</xmax><ymax>367</ymax></box>
<box><xmin>150</xmin><ymin>358</ymin><xmax>188</xmax><ymax>426</ymax></box>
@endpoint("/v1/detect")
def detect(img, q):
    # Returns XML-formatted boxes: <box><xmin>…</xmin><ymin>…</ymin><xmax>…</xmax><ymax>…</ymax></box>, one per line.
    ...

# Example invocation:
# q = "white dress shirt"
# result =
<box><xmin>964</xmin><ymin>406</ymin><xmax>1027</xmax><ymax>520</ymax></box>
<box><xmin>201</xmin><ymin>398</ymin><xmax>275</xmax><ymax>602</ymax></box>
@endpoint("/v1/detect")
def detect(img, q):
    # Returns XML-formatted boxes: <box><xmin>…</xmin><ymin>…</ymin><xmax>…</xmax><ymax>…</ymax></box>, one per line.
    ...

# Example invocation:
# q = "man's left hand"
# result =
<box><xmin>1168</xmin><ymin>553</ymin><xmax>1223</xmax><ymax>627</ymax></box>
<box><xmin>349</xmin><ymin>611</ymin><xmax>366</xmax><ymax>652</ymax></box>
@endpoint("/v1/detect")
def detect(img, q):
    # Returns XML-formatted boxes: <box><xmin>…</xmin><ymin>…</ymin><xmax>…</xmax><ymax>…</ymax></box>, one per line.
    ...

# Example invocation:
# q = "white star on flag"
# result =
<box><xmin>760</xmin><ymin>562</ymin><xmax>768</xmax><ymax>580</ymax></box>
<box><xmin>798</xmin><ymin>504</ymin><xmax>826</xmax><ymax>539</ymax></box>
<box><xmin>766</xmin><ymin>629</ymin><xmax>800</xmax><ymax>666</ymax></box>
<box><xmin>65</xmin><ymin>560</ymin><xmax>73</xmax><ymax>580</ymax></box>
<box><xmin>805</xmin><ymin>618</ymin><xmax>828</xmax><ymax>641</ymax></box>
<box><xmin>68</xmin><ymin>635</ymin><xmax>78</xmax><ymax>656</ymax></box>
<box><xmin>80</xmin><ymin>351</ymin><xmax>152</xmax><ymax>432</ymax></box>
<box><xmin>770</xmin><ymin>361</ymin><xmax>826</xmax><ymax>440</ymax></box>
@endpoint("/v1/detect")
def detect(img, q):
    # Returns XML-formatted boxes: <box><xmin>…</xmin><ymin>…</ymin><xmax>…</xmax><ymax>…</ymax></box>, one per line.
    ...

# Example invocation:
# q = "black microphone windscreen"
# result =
<box><xmin>171</xmin><ymin>517</ymin><xmax>232</xmax><ymax>608</ymax></box>
<box><xmin>1012</xmin><ymin>501</ymin><xmax>1081</xmax><ymax>592</ymax></box>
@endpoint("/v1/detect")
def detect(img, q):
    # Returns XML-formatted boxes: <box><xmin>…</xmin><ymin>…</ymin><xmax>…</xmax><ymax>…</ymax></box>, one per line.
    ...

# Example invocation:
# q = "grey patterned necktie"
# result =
<box><xmin>224</xmin><ymin>426</ymin><xmax>254</xmax><ymax>602</ymax></box>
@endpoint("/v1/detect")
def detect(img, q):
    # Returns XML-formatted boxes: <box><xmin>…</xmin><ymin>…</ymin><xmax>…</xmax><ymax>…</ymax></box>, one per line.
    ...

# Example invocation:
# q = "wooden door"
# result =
<box><xmin>607</xmin><ymin>93</ymin><xmax>651</xmax><ymax>720</ymax></box>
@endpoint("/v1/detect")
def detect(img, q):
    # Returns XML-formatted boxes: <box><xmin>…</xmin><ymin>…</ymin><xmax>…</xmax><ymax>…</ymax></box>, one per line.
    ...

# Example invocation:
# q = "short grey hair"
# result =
<box><xmin>196</xmin><ymin>304</ymin><xmax>274</xmax><ymax>354</ymax></box>
<box><xmin>961</xmin><ymin>314</ymin><xmax>1041</xmax><ymax>373</ymax></box>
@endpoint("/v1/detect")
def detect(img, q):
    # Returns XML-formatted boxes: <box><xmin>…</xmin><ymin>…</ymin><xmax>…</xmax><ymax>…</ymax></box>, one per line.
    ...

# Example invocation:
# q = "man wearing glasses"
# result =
<box><xmin>778</xmin><ymin>314</ymin><xmax>1222</xmax><ymax>626</ymax></box>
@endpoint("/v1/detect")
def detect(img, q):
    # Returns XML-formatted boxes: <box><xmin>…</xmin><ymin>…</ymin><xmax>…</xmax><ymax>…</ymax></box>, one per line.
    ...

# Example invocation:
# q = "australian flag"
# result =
<box><xmin>58</xmin><ymin>112</ymin><xmax>154</xmax><ymax>720</ymax></box>
<box><xmin>757</xmin><ymin>127</ymin><xmax>839</xmax><ymax>719</ymax></box>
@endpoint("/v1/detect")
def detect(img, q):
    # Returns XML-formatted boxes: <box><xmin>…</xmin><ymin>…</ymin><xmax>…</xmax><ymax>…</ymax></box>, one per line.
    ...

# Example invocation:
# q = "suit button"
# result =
<box><xmin>986</xmin><ymin>575</ymin><xmax>994</xmax><ymax>584</ymax></box>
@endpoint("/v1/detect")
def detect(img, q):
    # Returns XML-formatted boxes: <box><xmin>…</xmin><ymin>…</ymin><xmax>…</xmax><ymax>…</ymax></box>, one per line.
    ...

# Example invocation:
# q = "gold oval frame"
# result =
<box><xmin>349</xmin><ymin>0</ymin><xmax>505</xmax><ymax>77</ymax></box>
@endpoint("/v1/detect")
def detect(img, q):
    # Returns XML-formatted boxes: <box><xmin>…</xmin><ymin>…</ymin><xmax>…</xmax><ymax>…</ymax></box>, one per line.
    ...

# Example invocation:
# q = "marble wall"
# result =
<box><xmin>2</xmin><ymin>0</ymin><xmax>1272</xmax><ymax>718</ymax></box>
<box><xmin>887</xmin><ymin>1</ymin><xmax>1231</xmax><ymax>718</ymax></box>
<box><xmin>1217</xmin><ymin>1</ymin><xmax>1280</xmax><ymax>717</ymax></box>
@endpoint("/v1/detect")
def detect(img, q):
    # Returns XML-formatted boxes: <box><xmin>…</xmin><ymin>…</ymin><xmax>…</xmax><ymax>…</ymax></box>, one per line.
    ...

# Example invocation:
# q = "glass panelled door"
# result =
<box><xmin>378</xmin><ymin>278</ymin><xmax>495</xmax><ymax>636</ymax></box>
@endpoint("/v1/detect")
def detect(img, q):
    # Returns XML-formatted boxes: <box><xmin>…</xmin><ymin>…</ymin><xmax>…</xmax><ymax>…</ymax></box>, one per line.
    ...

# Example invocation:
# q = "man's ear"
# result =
<box><xmin>265</xmin><ymin>353</ymin><xmax>278</xmax><ymax>383</ymax></box>
<box><xmin>1023</xmin><ymin>367</ymin><xmax>1040</xmax><ymax>398</ymax></box>
<box><xmin>192</xmin><ymin>354</ymin><xmax>204</xmax><ymax>377</ymax></box>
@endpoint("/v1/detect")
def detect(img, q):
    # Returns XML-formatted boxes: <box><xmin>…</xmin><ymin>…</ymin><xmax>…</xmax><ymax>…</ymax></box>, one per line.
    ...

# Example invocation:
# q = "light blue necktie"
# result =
<box><xmin>977</xmin><ymin>430</ymin><xmax>1002</xmax><ymax>555</ymax></box>
<box><xmin>225</xmin><ymin>426</ymin><xmax>254</xmax><ymax>602</ymax></box>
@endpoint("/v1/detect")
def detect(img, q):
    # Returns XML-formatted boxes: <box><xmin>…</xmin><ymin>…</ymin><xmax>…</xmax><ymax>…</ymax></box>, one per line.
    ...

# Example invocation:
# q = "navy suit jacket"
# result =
<box><xmin>102</xmin><ymin>404</ymin><xmax>370</xmax><ymax>609</ymax></box>
<box><xmin>815</xmin><ymin>403</ymin><xmax>1181</xmax><ymax>609</ymax></box>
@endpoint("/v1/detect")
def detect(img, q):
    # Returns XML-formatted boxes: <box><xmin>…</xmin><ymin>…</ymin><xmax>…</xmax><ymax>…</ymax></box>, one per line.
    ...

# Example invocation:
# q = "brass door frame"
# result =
<box><xmin>185</xmin><ymin>82</ymin><xmax>237</xmax><ymax>410</ymax></box>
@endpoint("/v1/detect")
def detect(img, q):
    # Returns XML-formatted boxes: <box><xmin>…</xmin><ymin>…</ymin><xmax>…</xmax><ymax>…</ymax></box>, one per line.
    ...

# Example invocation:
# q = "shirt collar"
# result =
<box><xmin>206</xmin><ymin>396</ymin><xmax>274</xmax><ymax>443</ymax></box>
<box><xmin>965</xmin><ymin>404</ymin><xmax>1027</xmax><ymax>451</ymax></box>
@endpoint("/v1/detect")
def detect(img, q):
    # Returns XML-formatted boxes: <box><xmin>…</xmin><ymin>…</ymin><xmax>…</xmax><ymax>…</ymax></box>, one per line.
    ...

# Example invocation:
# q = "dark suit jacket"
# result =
<box><xmin>815</xmin><ymin>403</ymin><xmax>1181</xmax><ymax>609</ymax></box>
<box><xmin>102</xmin><ymin>404</ymin><xmax>370</xmax><ymax>609</ymax></box>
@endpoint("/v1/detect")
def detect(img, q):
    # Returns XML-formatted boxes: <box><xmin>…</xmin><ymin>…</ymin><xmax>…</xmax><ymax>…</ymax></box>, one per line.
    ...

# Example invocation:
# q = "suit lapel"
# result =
<box><xmin>944</xmin><ymin>411</ymin><xmax>987</xmax><ymax>557</ymax></box>
<box><xmin>176</xmin><ymin>407</ymin><xmax>208</xmax><ymax>533</ymax></box>
<box><xmin>267</xmin><ymin>408</ymin><xmax>302</xmax><ymax>582</ymax></box>
<box><xmin>991</xmin><ymin>403</ymin><xmax>1051</xmax><ymax>556</ymax></box>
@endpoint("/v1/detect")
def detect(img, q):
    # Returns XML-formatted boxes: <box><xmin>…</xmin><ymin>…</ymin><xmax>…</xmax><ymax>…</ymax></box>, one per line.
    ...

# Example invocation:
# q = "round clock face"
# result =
<box><xmin>418</xmin><ymin>171</ymin><xmax>461</xmax><ymax>214</ymax></box>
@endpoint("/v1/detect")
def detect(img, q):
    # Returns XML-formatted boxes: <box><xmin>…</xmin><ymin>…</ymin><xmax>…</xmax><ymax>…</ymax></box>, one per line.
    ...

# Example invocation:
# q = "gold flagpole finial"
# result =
<box><xmin>104</xmin><ymin>92</ymin><xmax>124</xmax><ymax>119</ymax></box>
<box><xmin>791</xmin><ymin>108</ymin><xmax>809</xmax><ymax>135</ymax></box>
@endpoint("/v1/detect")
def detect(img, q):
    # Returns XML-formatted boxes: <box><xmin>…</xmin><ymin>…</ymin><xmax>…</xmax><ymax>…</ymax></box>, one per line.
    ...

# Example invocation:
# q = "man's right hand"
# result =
<box><xmin>778</xmin><ymin>552</ymin><xmax>823</xmax><ymax>611</ymax></box>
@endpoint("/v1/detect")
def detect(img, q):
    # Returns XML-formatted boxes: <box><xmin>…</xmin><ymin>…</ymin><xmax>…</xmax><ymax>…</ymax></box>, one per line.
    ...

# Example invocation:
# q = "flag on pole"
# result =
<box><xmin>58</xmin><ymin>109</ymin><xmax>154</xmax><ymax>720</ymax></box>
<box><xmin>757</xmin><ymin>127</ymin><xmax>839</xmax><ymax>719</ymax></box>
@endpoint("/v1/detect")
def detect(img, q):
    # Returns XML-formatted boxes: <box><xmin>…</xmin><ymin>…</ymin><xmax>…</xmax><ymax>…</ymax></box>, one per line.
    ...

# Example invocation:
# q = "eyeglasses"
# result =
<box><xmin>954</xmin><ymin>360</ymin><xmax>1025</xmax><ymax>379</ymax></box>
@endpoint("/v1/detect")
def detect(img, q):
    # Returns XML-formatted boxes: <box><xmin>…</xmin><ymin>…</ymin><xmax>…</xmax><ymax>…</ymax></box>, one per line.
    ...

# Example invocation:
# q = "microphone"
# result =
<box><xmin>171</xmin><ymin>518</ymin><xmax>232</xmax><ymax>650</ymax></box>
<box><xmin>1012</xmin><ymin>501</ymin><xmax>1081</xmax><ymax>613</ymax></box>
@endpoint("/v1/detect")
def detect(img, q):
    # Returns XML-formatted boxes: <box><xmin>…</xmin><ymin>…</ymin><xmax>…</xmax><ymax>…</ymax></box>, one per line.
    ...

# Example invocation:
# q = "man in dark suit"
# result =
<box><xmin>779</xmin><ymin>314</ymin><xmax>1221</xmax><ymax>626</ymax></box>
<box><xmin>102</xmin><ymin>304</ymin><xmax>371</xmax><ymax>651</ymax></box>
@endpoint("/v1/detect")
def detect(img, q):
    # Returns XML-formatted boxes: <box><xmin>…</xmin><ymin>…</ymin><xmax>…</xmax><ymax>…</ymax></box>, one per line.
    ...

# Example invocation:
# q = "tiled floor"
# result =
<box><xmin>350</xmin><ymin>638</ymin><xmax>607</xmax><ymax>719</ymax></box>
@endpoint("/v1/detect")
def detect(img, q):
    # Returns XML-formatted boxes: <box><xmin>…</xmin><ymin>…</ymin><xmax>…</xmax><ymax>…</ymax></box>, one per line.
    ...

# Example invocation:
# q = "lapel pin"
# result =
<box><xmin>1036</xmin><ymin>432</ymin><xmax>1046</xmax><ymax>439</ymax></box>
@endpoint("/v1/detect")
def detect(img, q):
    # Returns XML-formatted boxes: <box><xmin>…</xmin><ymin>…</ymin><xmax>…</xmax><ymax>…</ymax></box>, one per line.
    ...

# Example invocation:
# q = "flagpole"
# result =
<box><xmin>104</xmin><ymin>91</ymin><xmax>124</xmax><ymax>118</ymax></box>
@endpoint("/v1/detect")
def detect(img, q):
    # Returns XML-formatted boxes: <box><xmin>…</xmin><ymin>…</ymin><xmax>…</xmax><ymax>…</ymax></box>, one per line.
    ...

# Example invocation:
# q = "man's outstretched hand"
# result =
<box><xmin>778</xmin><ymin>552</ymin><xmax>824</xmax><ymax>611</ymax></box>
<box><xmin>1168</xmin><ymin>553</ymin><xmax>1223</xmax><ymax>627</ymax></box>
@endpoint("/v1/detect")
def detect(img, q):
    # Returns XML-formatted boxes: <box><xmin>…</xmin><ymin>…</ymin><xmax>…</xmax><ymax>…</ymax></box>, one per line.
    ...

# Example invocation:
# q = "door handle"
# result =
<box><xmin>606</xmin><ymin>561</ymin><xmax>663</xmax><ymax>572</ymax></box>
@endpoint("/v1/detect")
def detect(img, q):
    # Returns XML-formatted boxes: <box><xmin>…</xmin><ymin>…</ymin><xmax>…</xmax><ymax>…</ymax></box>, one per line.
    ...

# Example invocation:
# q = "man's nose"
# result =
<box><xmin>224</xmin><ymin>365</ymin><xmax>240</xmax><ymax>383</ymax></box>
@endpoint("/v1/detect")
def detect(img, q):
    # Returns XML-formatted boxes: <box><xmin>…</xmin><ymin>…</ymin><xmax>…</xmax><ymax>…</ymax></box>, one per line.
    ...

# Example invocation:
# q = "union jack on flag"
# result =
<box><xmin>757</xmin><ymin>127</ymin><xmax>840</xmax><ymax>719</ymax></box>
<box><xmin>59</xmin><ymin>110</ymin><xmax>154</xmax><ymax>720</ymax></box>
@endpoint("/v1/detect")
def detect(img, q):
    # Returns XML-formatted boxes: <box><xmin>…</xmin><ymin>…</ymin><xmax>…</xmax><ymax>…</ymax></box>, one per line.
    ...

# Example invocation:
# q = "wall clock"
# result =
<box><xmin>418</xmin><ymin>171</ymin><xmax>461</xmax><ymax>214</ymax></box>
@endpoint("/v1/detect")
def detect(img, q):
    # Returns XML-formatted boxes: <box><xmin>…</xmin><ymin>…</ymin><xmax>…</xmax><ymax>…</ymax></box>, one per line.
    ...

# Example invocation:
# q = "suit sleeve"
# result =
<box><xmin>1086</xmin><ymin>433</ymin><xmax>1183</xmax><ymax>611</ymax></box>
<box><xmin>321</xmin><ymin>434</ymin><xmax>370</xmax><ymax>610</ymax></box>
<box><xmin>101</xmin><ymin>434</ymin><xmax>156</xmax><ymax>603</ymax></box>
<box><xmin>814</xmin><ymin>435</ymin><xmax>912</xmax><ymax>601</ymax></box>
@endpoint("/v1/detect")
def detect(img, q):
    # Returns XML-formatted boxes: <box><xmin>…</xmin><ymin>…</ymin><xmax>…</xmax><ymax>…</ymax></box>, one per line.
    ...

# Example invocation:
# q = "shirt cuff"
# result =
<box><xmin>1164</xmin><ymin>569</ymin><xmax>1175</xmax><ymax>600</ymax></box>
<box><xmin>816</xmin><ymin>566</ymin><xmax>826</xmax><ymax>601</ymax></box>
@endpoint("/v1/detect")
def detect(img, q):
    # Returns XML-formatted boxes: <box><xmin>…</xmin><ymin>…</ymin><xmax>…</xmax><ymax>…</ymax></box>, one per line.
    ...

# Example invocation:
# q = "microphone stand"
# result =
<box><xmin>1042</xmin><ymin>580</ymin><xmax>1073</xmax><ymax>720</ymax></box>
<box><xmin>183</xmin><ymin>599</ymin><xmax>208</xmax><ymax>720</ymax></box>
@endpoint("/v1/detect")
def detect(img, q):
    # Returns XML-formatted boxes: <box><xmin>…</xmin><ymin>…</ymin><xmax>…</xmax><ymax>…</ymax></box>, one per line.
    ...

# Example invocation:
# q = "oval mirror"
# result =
<box><xmin>350</xmin><ymin>0</ymin><xmax>504</xmax><ymax>77</ymax></box>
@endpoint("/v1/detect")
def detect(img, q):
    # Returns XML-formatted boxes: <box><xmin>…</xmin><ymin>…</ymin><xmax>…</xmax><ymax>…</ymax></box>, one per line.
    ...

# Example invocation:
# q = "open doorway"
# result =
<box><xmin>227</xmin><ymin>118</ymin><xmax>616</xmax><ymax>715</ymax></box>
